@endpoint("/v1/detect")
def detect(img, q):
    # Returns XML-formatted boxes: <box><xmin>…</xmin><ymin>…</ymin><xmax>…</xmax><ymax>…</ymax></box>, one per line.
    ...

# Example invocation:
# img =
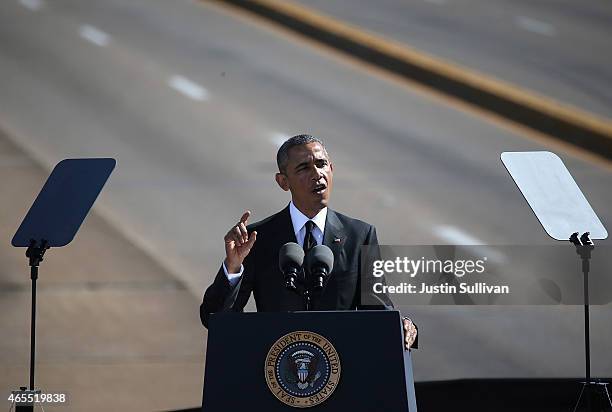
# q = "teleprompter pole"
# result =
<box><xmin>25</xmin><ymin>239</ymin><xmax>48</xmax><ymax>391</ymax></box>
<box><xmin>569</xmin><ymin>232</ymin><xmax>609</xmax><ymax>412</ymax></box>
<box><xmin>30</xmin><ymin>264</ymin><xmax>37</xmax><ymax>391</ymax></box>
<box><xmin>10</xmin><ymin>158</ymin><xmax>116</xmax><ymax>412</ymax></box>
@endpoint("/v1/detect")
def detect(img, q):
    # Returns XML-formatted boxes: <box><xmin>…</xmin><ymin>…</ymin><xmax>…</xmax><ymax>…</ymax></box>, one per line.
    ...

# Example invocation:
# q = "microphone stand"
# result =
<box><xmin>303</xmin><ymin>288</ymin><xmax>312</xmax><ymax>311</ymax></box>
<box><xmin>284</xmin><ymin>265</ymin><xmax>313</xmax><ymax>311</ymax></box>
<box><xmin>301</xmin><ymin>263</ymin><xmax>313</xmax><ymax>311</ymax></box>
<box><xmin>283</xmin><ymin>248</ymin><xmax>331</xmax><ymax>312</ymax></box>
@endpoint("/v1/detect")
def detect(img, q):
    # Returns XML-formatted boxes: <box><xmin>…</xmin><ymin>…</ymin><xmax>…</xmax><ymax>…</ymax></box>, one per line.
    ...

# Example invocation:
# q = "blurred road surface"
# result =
<box><xmin>0</xmin><ymin>0</ymin><xmax>610</xmax><ymax>392</ymax></box>
<box><xmin>294</xmin><ymin>0</ymin><xmax>612</xmax><ymax>119</ymax></box>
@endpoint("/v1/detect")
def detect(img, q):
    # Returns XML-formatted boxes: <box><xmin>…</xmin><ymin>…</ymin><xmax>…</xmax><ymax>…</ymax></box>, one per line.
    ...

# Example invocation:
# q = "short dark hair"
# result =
<box><xmin>276</xmin><ymin>134</ymin><xmax>327</xmax><ymax>173</ymax></box>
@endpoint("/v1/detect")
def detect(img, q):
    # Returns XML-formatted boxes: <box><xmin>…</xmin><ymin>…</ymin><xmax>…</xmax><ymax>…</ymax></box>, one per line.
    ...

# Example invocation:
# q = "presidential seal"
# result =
<box><xmin>265</xmin><ymin>331</ymin><xmax>341</xmax><ymax>408</ymax></box>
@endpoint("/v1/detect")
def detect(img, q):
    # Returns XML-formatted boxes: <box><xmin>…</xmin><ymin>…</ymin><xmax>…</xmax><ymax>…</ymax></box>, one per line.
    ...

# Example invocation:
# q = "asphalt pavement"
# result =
<box><xmin>0</xmin><ymin>0</ymin><xmax>611</xmax><ymax>410</ymax></box>
<box><xmin>0</xmin><ymin>132</ymin><xmax>205</xmax><ymax>410</ymax></box>
<box><xmin>292</xmin><ymin>0</ymin><xmax>612</xmax><ymax>120</ymax></box>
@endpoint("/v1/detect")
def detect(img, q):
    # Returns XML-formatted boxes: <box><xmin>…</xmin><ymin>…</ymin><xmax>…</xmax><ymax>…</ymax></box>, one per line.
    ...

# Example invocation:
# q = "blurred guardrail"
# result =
<box><xmin>209</xmin><ymin>0</ymin><xmax>612</xmax><ymax>161</ymax></box>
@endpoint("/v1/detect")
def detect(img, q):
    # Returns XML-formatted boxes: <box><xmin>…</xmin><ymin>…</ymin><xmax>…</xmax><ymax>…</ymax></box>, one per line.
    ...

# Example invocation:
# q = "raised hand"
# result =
<box><xmin>224</xmin><ymin>210</ymin><xmax>257</xmax><ymax>273</ymax></box>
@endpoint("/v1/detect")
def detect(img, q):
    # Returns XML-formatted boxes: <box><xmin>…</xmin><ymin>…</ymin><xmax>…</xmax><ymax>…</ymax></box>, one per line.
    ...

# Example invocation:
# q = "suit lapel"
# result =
<box><xmin>278</xmin><ymin>204</ymin><xmax>298</xmax><ymax>245</ymax></box>
<box><xmin>323</xmin><ymin>209</ymin><xmax>346</xmax><ymax>269</ymax></box>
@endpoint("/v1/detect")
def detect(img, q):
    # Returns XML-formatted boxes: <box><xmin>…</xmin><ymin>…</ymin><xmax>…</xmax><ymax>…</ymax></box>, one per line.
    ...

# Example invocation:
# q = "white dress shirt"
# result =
<box><xmin>289</xmin><ymin>201</ymin><xmax>327</xmax><ymax>249</ymax></box>
<box><xmin>223</xmin><ymin>202</ymin><xmax>327</xmax><ymax>286</ymax></box>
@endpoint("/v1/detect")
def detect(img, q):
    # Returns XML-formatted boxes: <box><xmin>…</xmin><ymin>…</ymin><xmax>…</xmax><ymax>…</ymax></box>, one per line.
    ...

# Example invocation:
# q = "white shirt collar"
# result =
<box><xmin>289</xmin><ymin>201</ymin><xmax>327</xmax><ymax>241</ymax></box>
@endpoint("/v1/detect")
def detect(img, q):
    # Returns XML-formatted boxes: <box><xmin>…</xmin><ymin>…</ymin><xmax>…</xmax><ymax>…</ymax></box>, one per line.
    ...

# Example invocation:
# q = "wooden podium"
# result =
<box><xmin>202</xmin><ymin>310</ymin><xmax>417</xmax><ymax>411</ymax></box>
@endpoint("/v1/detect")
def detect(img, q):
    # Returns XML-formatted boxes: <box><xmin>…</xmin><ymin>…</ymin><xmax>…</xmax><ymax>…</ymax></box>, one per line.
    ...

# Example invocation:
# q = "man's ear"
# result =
<box><xmin>275</xmin><ymin>172</ymin><xmax>289</xmax><ymax>191</ymax></box>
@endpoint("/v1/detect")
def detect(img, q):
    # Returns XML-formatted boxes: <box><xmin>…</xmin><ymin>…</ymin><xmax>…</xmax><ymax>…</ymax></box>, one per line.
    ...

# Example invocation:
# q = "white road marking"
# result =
<box><xmin>19</xmin><ymin>0</ymin><xmax>43</xmax><ymax>11</ymax></box>
<box><xmin>515</xmin><ymin>16</ymin><xmax>556</xmax><ymax>37</ymax></box>
<box><xmin>434</xmin><ymin>225</ymin><xmax>483</xmax><ymax>245</ymax></box>
<box><xmin>269</xmin><ymin>132</ymin><xmax>290</xmax><ymax>148</ymax></box>
<box><xmin>433</xmin><ymin>225</ymin><xmax>506</xmax><ymax>263</ymax></box>
<box><xmin>79</xmin><ymin>25</ymin><xmax>110</xmax><ymax>47</ymax></box>
<box><xmin>168</xmin><ymin>75</ymin><xmax>209</xmax><ymax>101</ymax></box>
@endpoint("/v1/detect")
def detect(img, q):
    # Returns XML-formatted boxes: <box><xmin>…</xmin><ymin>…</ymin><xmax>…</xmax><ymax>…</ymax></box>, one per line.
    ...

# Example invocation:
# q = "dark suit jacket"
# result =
<box><xmin>200</xmin><ymin>205</ymin><xmax>388</xmax><ymax>327</ymax></box>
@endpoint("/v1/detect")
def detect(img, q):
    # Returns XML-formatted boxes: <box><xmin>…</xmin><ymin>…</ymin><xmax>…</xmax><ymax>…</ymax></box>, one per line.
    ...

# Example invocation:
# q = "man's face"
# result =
<box><xmin>276</xmin><ymin>142</ymin><xmax>334</xmax><ymax>218</ymax></box>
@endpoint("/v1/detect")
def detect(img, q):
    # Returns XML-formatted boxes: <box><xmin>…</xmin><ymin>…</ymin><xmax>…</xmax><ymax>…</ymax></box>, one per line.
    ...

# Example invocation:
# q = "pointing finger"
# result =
<box><xmin>239</xmin><ymin>210</ymin><xmax>251</xmax><ymax>225</ymax></box>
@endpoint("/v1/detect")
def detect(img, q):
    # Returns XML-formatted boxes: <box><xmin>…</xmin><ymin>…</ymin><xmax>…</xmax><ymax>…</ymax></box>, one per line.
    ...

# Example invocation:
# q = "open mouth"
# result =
<box><xmin>312</xmin><ymin>183</ymin><xmax>327</xmax><ymax>194</ymax></box>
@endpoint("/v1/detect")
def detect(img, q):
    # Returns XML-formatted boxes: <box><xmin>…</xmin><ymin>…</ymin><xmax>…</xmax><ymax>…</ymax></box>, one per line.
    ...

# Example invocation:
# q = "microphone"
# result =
<box><xmin>279</xmin><ymin>242</ymin><xmax>304</xmax><ymax>292</ymax></box>
<box><xmin>306</xmin><ymin>245</ymin><xmax>334</xmax><ymax>291</ymax></box>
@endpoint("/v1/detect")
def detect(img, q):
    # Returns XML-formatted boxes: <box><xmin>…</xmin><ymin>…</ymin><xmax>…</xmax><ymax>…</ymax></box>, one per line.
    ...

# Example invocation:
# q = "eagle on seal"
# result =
<box><xmin>286</xmin><ymin>350</ymin><xmax>322</xmax><ymax>390</ymax></box>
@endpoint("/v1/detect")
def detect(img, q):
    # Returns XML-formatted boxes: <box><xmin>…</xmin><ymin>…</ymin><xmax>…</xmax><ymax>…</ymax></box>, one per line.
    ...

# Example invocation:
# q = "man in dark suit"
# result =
<box><xmin>200</xmin><ymin>134</ymin><xmax>417</xmax><ymax>349</ymax></box>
